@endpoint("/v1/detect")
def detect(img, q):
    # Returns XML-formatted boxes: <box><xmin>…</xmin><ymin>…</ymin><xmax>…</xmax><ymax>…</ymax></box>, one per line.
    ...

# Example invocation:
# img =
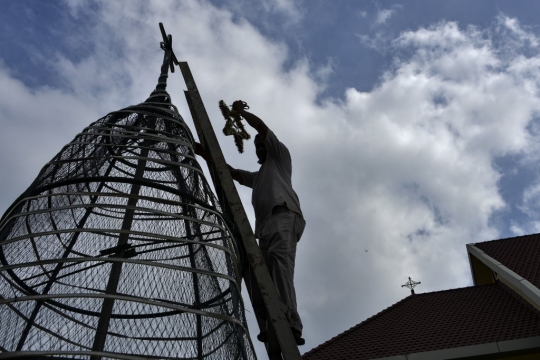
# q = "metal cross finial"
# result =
<box><xmin>402</xmin><ymin>276</ymin><xmax>421</xmax><ymax>295</ymax></box>
<box><xmin>156</xmin><ymin>22</ymin><xmax>179</xmax><ymax>91</ymax></box>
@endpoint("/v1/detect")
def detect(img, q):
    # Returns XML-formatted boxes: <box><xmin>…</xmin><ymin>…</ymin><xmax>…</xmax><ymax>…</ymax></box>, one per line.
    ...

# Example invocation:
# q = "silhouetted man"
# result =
<box><xmin>195</xmin><ymin>100</ymin><xmax>305</xmax><ymax>345</ymax></box>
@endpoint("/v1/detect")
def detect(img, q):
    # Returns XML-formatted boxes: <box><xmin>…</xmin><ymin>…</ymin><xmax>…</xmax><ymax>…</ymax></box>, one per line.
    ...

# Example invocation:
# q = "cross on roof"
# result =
<box><xmin>402</xmin><ymin>277</ymin><xmax>421</xmax><ymax>295</ymax></box>
<box><xmin>156</xmin><ymin>22</ymin><xmax>179</xmax><ymax>91</ymax></box>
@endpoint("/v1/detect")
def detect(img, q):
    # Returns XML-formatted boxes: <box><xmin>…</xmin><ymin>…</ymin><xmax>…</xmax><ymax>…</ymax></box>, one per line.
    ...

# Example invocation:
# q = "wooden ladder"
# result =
<box><xmin>179</xmin><ymin>62</ymin><xmax>302</xmax><ymax>360</ymax></box>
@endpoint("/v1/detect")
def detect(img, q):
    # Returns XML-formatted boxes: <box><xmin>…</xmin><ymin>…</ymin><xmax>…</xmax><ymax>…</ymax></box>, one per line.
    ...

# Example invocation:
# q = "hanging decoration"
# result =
<box><xmin>219</xmin><ymin>100</ymin><xmax>251</xmax><ymax>153</ymax></box>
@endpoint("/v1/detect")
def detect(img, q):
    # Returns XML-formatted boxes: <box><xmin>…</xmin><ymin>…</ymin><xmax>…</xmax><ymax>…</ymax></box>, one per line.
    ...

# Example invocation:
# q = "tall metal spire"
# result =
<box><xmin>146</xmin><ymin>22</ymin><xmax>179</xmax><ymax>104</ymax></box>
<box><xmin>156</xmin><ymin>22</ymin><xmax>179</xmax><ymax>91</ymax></box>
<box><xmin>0</xmin><ymin>23</ymin><xmax>256</xmax><ymax>359</ymax></box>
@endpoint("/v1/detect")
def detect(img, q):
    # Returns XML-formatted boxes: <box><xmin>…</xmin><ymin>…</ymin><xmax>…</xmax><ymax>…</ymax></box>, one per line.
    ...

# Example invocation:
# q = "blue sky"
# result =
<box><xmin>2</xmin><ymin>1</ymin><xmax>540</xmax><ymax>358</ymax></box>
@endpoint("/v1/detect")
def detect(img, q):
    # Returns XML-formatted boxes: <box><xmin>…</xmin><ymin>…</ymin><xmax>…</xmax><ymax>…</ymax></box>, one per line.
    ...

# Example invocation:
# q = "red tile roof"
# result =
<box><xmin>302</xmin><ymin>282</ymin><xmax>540</xmax><ymax>360</ymax></box>
<box><xmin>475</xmin><ymin>233</ymin><xmax>540</xmax><ymax>288</ymax></box>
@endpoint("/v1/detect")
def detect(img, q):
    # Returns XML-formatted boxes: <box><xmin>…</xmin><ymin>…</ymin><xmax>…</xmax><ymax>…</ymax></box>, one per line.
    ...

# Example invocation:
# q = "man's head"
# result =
<box><xmin>254</xmin><ymin>134</ymin><xmax>267</xmax><ymax>164</ymax></box>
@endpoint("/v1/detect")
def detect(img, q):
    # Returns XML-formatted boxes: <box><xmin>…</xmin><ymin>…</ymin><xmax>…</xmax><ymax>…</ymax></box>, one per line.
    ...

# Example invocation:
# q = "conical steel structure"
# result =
<box><xmin>0</xmin><ymin>24</ymin><xmax>256</xmax><ymax>360</ymax></box>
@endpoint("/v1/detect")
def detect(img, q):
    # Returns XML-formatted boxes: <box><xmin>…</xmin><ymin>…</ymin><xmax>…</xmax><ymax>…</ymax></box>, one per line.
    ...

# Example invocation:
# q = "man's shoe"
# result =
<box><xmin>291</xmin><ymin>328</ymin><xmax>305</xmax><ymax>346</ymax></box>
<box><xmin>257</xmin><ymin>331</ymin><xmax>267</xmax><ymax>342</ymax></box>
<box><xmin>257</xmin><ymin>329</ymin><xmax>305</xmax><ymax>346</ymax></box>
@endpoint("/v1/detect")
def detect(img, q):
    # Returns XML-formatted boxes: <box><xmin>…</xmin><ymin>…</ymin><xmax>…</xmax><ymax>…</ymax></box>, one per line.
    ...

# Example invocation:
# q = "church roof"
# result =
<box><xmin>474</xmin><ymin>233</ymin><xmax>540</xmax><ymax>288</ymax></box>
<box><xmin>302</xmin><ymin>282</ymin><xmax>540</xmax><ymax>360</ymax></box>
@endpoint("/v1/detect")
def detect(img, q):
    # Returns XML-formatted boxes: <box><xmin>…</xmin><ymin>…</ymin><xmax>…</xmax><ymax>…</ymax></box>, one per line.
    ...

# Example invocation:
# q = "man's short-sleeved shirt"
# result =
<box><xmin>237</xmin><ymin>130</ymin><xmax>303</xmax><ymax>237</ymax></box>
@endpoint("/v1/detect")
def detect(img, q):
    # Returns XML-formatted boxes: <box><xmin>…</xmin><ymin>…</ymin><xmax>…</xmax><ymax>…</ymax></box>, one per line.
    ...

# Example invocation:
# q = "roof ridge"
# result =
<box><xmin>412</xmin><ymin>283</ymin><xmax>494</xmax><ymax>296</ymax></box>
<box><xmin>474</xmin><ymin>232</ymin><xmax>540</xmax><ymax>245</ymax></box>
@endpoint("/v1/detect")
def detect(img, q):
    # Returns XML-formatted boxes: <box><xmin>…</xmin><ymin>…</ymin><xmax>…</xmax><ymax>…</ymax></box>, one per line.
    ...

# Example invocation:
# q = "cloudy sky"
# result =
<box><xmin>2</xmin><ymin>0</ymin><xmax>540</xmax><ymax>358</ymax></box>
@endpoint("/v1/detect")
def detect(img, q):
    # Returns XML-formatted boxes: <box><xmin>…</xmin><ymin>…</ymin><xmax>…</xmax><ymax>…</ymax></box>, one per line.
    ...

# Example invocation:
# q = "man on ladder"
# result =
<box><xmin>195</xmin><ymin>100</ymin><xmax>306</xmax><ymax>346</ymax></box>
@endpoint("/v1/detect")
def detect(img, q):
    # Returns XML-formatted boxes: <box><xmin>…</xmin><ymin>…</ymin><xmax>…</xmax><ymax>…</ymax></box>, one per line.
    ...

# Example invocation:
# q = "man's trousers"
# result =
<box><xmin>257</xmin><ymin>209</ymin><xmax>305</xmax><ymax>333</ymax></box>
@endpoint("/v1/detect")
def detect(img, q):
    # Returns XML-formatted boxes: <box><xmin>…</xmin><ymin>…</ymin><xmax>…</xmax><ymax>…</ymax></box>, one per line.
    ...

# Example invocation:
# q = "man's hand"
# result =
<box><xmin>232</xmin><ymin>100</ymin><xmax>248</xmax><ymax>115</ymax></box>
<box><xmin>231</xmin><ymin>100</ymin><xmax>269</xmax><ymax>141</ymax></box>
<box><xmin>193</xmin><ymin>142</ymin><xmax>210</xmax><ymax>162</ymax></box>
<box><xmin>194</xmin><ymin>141</ymin><xmax>245</xmax><ymax>185</ymax></box>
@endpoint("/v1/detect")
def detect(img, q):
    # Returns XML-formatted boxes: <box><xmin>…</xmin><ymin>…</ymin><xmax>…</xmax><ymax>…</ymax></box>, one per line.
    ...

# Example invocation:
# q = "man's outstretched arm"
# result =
<box><xmin>193</xmin><ymin>142</ymin><xmax>245</xmax><ymax>185</ymax></box>
<box><xmin>232</xmin><ymin>100</ymin><xmax>269</xmax><ymax>141</ymax></box>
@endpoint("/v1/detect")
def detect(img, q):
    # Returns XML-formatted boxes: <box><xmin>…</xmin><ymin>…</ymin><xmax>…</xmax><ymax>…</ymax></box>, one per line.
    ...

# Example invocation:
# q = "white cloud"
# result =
<box><xmin>358</xmin><ymin>5</ymin><xmax>402</xmax><ymax>52</ymax></box>
<box><xmin>498</xmin><ymin>13</ymin><xmax>539</xmax><ymax>47</ymax></box>
<box><xmin>375</xmin><ymin>6</ymin><xmax>399</xmax><ymax>25</ymax></box>
<box><xmin>0</xmin><ymin>62</ymin><xmax>100</xmax><ymax>211</ymax></box>
<box><xmin>295</xmin><ymin>19</ymin><xmax>540</xmax><ymax>347</ymax></box>
<box><xmin>212</xmin><ymin>0</ymin><xmax>304</xmax><ymax>26</ymax></box>
<box><xmin>515</xmin><ymin>179</ymin><xmax>540</xmax><ymax>235</ymax></box>
<box><xmin>314</xmin><ymin>57</ymin><xmax>334</xmax><ymax>83</ymax></box>
<box><xmin>357</xmin><ymin>4</ymin><xmax>402</xmax><ymax>53</ymax></box>
<box><xmin>264</xmin><ymin>0</ymin><xmax>303</xmax><ymax>22</ymax></box>
<box><xmin>357</xmin><ymin>31</ymin><xmax>393</xmax><ymax>54</ymax></box>
<box><xmin>3</xmin><ymin>3</ymin><xmax>540</xmax><ymax>358</ymax></box>
<box><xmin>520</xmin><ymin>182</ymin><xmax>540</xmax><ymax>217</ymax></box>
<box><xmin>63</xmin><ymin>0</ymin><xmax>87</xmax><ymax>17</ymax></box>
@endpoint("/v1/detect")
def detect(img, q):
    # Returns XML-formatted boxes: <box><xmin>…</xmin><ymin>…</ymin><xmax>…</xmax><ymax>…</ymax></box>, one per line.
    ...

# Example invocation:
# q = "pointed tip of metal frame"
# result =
<box><xmin>159</xmin><ymin>22</ymin><xmax>167</xmax><ymax>41</ymax></box>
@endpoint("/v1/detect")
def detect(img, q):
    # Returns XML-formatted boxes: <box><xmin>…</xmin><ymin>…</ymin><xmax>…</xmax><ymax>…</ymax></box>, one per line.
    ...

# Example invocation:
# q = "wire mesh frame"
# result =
<box><xmin>0</xmin><ymin>89</ymin><xmax>257</xmax><ymax>360</ymax></box>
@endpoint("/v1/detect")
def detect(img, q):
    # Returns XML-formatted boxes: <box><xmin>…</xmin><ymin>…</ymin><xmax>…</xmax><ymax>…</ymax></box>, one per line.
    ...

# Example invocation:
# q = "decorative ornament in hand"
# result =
<box><xmin>219</xmin><ymin>100</ymin><xmax>251</xmax><ymax>153</ymax></box>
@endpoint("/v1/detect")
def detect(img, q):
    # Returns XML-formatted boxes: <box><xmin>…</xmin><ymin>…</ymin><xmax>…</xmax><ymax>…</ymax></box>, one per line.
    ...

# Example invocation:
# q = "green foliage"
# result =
<box><xmin>219</xmin><ymin>100</ymin><xmax>251</xmax><ymax>153</ymax></box>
